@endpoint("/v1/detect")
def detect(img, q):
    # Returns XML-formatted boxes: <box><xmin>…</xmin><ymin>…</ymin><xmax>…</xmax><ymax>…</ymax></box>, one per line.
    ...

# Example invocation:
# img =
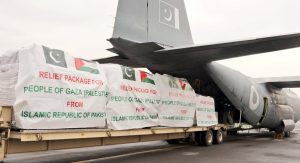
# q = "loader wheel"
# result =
<box><xmin>201</xmin><ymin>130</ymin><xmax>213</xmax><ymax>146</ymax></box>
<box><xmin>213</xmin><ymin>129</ymin><xmax>224</xmax><ymax>144</ymax></box>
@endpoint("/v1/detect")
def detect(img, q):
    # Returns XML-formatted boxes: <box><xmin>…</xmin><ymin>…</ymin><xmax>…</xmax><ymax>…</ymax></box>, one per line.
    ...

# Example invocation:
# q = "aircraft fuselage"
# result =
<box><xmin>206</xmin><ymin>62</ymin><xmax>300</xmax><ymax>132</ymax></box>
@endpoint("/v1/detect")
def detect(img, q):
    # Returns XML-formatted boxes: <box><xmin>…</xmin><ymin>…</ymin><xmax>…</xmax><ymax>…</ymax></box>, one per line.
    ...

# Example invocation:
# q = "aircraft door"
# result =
<box><xmin>258</xmin><ymin>97</ymin><xmax>268</xmax><ymax>124</ymax></box>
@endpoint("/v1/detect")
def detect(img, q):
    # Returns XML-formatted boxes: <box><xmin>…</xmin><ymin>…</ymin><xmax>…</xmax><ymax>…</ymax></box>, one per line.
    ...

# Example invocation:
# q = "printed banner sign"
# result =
<box><xmin>155</xmin><ymin>74</ymin><xmax>196</xmax><ymax>127</ymax></box>
<box><xmin>195</xmin><ymin>95</ymin><xmax>218</xmax><ymax>126</ymax></box>
<box><xmin>102</xmin><ymin>64</ymin><xmax>160</xmax><ymax>130</ymax></box>
<box><xmin>13</xmin><ymin>44</ymin><xmax>109</xmax><ymax>129</ymax></box>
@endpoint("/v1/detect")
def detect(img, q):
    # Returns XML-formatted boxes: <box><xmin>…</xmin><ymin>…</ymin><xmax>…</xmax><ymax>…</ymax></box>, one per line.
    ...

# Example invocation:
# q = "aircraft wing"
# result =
<box><xmin>255</xmin><ymin>76</ymin><xmax>300</xmax><ymax>88</ymax></box>
<box><xmin>94</xmin><ymin>56</ymin><xmax>142</xmax><ymax>67</ymax></box>
<box><xmin>154</xmin><ymin>33</ymin><xmax>300</xmax><ymax>62</ymax></box>
<box><xmin>98</xmin><ymin>33</ymin><xmax>300</xmax><ymax>78</ymax></box>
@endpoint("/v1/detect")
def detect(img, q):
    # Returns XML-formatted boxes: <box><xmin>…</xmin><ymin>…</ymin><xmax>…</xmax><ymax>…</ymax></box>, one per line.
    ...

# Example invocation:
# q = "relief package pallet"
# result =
<box><xmin>102</xmin><ymin>64</ymin><xmax>160</xmax><ymax>130</ymax></box>
<box><xmin>0</xmin><ymin>44</ymin><xmax>109</xmax><ymax>129</ymax></box>
<box><xmin>194</xmin><ymin>95</ymin><xmax>218</xmax><ymax>126</ymax></box>
<box><xmin>0</xmin><ymin>44</ymin><xmax>219</xmax><ymax>130</ymax></box>
<box><xmin>154</xmin><ymin>74</ymin><xmax>196</xmax><ymax>127</ymax></box>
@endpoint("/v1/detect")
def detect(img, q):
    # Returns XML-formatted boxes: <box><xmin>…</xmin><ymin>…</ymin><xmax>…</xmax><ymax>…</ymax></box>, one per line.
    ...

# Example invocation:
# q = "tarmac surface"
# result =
<box><xmin>5</xmin><ymin>122</ymin><xmax>300</xmax><ymax>163</ymax></box>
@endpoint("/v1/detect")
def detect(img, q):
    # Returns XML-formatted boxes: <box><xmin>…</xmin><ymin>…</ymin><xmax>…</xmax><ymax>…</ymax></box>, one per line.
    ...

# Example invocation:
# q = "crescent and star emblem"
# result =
<box><xmin>49</xmin><ymin>51</ymin><xmax>62</xmax><ymax>64</ymax></box>
<box><xmin>163</xmin><ymin>8</ymin><xmax>173</xmax><ymax>22</ymax></box>
<box><xmin>125</xmin><ymin>67</ymin><xmax>133</xmax><ymax>78</ymax></box>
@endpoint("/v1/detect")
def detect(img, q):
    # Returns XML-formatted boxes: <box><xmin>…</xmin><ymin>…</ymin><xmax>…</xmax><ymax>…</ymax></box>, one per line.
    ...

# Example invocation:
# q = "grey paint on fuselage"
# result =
<box><xmin>206</xmin><ymin>62</ymin><xmax>300</xmax><ymax>129</ymax></box>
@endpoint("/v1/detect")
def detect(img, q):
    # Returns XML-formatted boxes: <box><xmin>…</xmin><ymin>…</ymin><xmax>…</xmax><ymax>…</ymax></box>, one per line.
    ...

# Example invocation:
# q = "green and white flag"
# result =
<box><xmin>122</xmin><ymin>66</ymin><xmax>136</xmax><ymax>81</ymax></box>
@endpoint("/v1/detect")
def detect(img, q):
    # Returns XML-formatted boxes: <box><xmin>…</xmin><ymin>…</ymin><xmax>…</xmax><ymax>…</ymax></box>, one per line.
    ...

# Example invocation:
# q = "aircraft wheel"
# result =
<box><xmin>201</xmin><ymin>130</ymin><xmax>213</xmax><ymax>146</ymax></box>
<box><xmin>284</xmin><ymin>131</ymin><xmax>291</xmax><ymax>138</ymax></box>
<box><xmin>213</xmin><ymin>129</ymin><xmax>224</xmax><ymax>144</ymax></box>
<box><xmin>275</xmin><ymin>123</ymin><xmax>284</xmax><ymax>134</ymax></box>
<box><xmin>166</xmin><ymin>139</ymin><xmax>180</xmax><ymax>144</ymax></box>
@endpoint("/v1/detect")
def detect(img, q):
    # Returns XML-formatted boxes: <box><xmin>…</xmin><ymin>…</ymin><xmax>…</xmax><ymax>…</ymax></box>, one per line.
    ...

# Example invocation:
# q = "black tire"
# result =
<box><xmin>195</xmin><ymin>131</ymin><xmax>203</xmax><ymax>146</ymax></box>
<box><xmin>201</xmin><ymin>130</ymin><xmax>213</xmax><ymax>146</ymax></box>
<box><xmin>213</xmin><ymin>129</ymin><xmax>224</xmax><ymax>144</ymax></box>
<box><xmin>284</xmin><ymin>131</ymin><xmax>291</xmax><ymax>138</ymax></box>
<box><xmin>166</xmin><ymin>139</ymin><xmax>180</xmax><ymax>144</ymax></box>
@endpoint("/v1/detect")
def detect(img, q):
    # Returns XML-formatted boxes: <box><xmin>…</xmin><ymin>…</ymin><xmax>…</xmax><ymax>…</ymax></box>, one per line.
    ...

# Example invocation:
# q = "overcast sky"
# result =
<box><xmin>1</xmin><ymin>0</ymin><xmax>300</xmax><ymax>93</ymax></box>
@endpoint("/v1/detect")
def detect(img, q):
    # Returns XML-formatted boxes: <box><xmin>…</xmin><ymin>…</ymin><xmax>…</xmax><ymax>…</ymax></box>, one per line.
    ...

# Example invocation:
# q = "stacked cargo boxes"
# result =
<box><xmin>0</xmin><ymin>45</ymin><xmax>218</xmax><ymax>130</ymax></box>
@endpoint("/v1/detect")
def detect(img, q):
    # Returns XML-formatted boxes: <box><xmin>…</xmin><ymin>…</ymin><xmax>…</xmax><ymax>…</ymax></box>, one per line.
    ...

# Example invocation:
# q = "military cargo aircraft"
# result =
<box><xmin>96</xmin><ymin>0</ymin><xmax>300</xmax><ymax>136</ymax></box>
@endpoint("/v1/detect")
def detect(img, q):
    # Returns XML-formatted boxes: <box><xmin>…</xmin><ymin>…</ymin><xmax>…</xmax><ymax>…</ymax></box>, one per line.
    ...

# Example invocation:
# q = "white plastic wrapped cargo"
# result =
<box><xmin>195</xmin><ymin>95</ymin><xmax>218</xmax><ymax>126</ymax></box>
<box><xmin>102</xmin><ymin>64</ymin><xmax>159</xmax><ymax>130</ymax></box>
<box><xmin>155</xmin><ymin>74</ymin><xmax>196</xmax><ymax>127</ymax></box>
<box><xmin>13</xmin><ymin>44</ymin><xmax>109</xmax><ymax>129</ymax></box>
<box><xmin>0</xmin><ymin>50</ymin><xmax>18</xmax><ymax>106</ymax></box>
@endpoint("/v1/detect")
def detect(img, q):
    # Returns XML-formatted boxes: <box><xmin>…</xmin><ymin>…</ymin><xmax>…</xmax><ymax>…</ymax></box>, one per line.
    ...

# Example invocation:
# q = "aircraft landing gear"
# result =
<box><xmin>274</xmin><ymin>131</ymin><xmax>291</xmax><ymax>139</ymax></box>
<box><xmin>284</xmin><ymin>131</ymin><xmax>291</xmax><ymax>138</ymax></box>
<box><xmin>273</xmin><ymin>124</ymin><xmax>292</xmax><ymax>139</ymax></box>
<box><xmin>273</xmin><ymin>125</ymin><xmax>284</xmax><ymax>139</ymax></box>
